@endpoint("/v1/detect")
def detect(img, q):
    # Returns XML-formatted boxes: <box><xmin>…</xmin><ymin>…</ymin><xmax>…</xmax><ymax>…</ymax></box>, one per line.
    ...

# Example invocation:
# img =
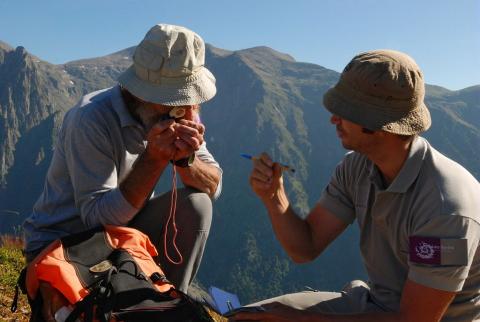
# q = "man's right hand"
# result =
<box><xmin>120</xmin><ymin>119</ymin><xmax>177</xmax><ymax>209</ymax></box>
<box><xmin>249</xmin><ymin>152</ymin><xmax>284</xmax><ymax>202</ymax></box>
<box><xmin>145</xmin><ymin>119</ymin><xmax>177</xmax><ymax>162</ymax></box>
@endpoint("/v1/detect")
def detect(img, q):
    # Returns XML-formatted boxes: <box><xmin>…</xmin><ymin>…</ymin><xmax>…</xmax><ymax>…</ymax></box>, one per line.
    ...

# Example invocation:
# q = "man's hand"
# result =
<box><xmin>38</xmin><ymin>282</ymin><xmax>69</xmax><ymax>322</ymax></box>
<box><xmin>121</xmin><ymin>119</ymin><xmax>176</xmax><ymax>208</ymax></box>
<box><xmin>145</xmin><ymin>119</ymin><xmax>177</xmax><ymax>162</ymax></box>
<box><xmin>249</xmin><ymin>153</ymin><xmax>284</xmax><ymax>202</ymax></box>
<box><xmin>173</xmin><ymin>119</ymin><xmax>205</xmax><ymax>160</ymax></box>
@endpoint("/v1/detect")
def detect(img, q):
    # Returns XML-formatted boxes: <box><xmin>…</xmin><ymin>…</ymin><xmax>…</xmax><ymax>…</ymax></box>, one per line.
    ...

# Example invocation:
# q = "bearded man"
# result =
<box><xmin>23</xmin><ymin>23</ymin><xmax>222</xmax><ymax>321</ymax></box>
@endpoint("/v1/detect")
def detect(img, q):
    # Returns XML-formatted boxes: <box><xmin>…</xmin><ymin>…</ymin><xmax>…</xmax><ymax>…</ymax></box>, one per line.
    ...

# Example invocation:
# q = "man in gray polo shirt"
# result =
<box><xmin>23</xmin><ymin>24</ymin><xmax>222</xmax><ymax>321</ymax></box>
<box><xmin>233</xmin><ymin>50</ymin><xmax>479</xmax><ymax>321</ymax></box>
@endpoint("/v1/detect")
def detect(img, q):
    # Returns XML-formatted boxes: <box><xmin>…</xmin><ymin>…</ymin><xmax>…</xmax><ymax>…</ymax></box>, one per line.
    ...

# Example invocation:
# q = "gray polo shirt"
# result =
<box><xmin>24</xmin><ymin>86</ymin><xmax>222</xmax><ymax>254</ymax></box>
<box><xmin>318</xmin><ymin>136</ymin><xmax>480</xmax><ymax>321</ymax></box>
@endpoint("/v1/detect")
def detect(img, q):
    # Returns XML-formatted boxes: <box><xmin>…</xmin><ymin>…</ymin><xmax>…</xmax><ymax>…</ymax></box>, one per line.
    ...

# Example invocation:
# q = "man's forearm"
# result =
<box><xmin>177</xmin><ymin>158</ymin><xmax>220</xmax><ymax>198</ymax></box>
<box><xmin>262</xmin><ymin>190</ymin><xmax>317</xmax><ymax>263</ymax></box>
<box><xmin>120</xmin><ymin>152</ymin><xmax>169</xmax><ymax>209</ymax></box>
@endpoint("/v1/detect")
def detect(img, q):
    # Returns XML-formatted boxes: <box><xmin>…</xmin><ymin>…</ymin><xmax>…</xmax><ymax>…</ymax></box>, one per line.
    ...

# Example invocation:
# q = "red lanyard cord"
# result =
<box><xmin>163</xmin><ymin>163</ymin><xmax>184</xmax><ymax>265</ymax></box>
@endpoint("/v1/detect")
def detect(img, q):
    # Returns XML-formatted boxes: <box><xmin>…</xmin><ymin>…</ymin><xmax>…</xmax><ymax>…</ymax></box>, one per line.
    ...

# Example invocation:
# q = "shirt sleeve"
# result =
<box><xmin>195</xmin><ymin>141</ymin><xmax>223</xmax><ymax>200</ymax></box>
<box><xmin>64</xmin><ymin>110</ymin><xmax>138</xmax><ymax>228</ymax></box>
<box><xmin>408</xmin><ymin>215</ymin><xmax>480</xmax><ymax>292</ymax></box>
<box><xmin>317</xmin><ymin>157</ymin><xmax>356</xmax><ymax>224</ymax></box>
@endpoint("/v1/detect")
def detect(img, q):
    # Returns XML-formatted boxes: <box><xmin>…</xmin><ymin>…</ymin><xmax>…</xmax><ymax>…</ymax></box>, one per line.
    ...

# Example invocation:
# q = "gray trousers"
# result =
<box><xmin>250</xmin><ymin>280</ymin><xmax>385</xmax><ymax>315</ymax></box>
<box><xmin>129</xmin><ymin>187</ymin><xmax>212</xmax><ymax>293</ymax></box>
<box><xmin>26</xmin><ymin>187</ymin><xmax>212</xmax><ymax>293</ymax></box>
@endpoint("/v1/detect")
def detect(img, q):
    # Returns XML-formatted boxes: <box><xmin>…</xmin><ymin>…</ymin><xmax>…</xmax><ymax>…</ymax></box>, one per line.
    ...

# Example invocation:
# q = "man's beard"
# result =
<box><xmin>135</xmin><ymin>103</ymin><xmax>166</xmax><ymax>132</ymax></box>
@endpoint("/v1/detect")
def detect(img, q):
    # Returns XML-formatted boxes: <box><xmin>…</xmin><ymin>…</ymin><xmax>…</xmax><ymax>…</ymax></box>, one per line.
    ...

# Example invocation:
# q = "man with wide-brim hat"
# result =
<box><xmin>23</xmin><ymin>23</ymin><xmax>222</xmax><ymax>321</ymax></box>
<box><xmin>234</xmin><ymin>50</ymin><xmax>480</xmax><ymax>321</ymax></box>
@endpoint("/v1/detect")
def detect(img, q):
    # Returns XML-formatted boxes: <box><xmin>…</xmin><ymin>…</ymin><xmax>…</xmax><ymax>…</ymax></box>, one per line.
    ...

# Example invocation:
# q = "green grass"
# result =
<box><xmin>0</xmin><ymin>236</ymin><xmax>29</xmax><ymax>321</ymax></box>
<box><xmin>0</xmin><ymin>240</ymin><xmax>25</xmax><ymax>288</ymax></box>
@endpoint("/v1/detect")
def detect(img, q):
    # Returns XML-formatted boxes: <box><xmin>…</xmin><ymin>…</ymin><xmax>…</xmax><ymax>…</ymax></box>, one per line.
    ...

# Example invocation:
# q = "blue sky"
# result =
<box><xmin>0</xmin><ymin>0</ymin><xmax>479</xmax><ymax>90</ymax></box>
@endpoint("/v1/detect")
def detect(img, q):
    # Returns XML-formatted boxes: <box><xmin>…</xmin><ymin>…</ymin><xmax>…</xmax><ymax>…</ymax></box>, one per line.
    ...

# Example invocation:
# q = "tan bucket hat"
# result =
<box><xmin>323</xmin><ymin>49</ymin><xmax>431</xmax><ymax>135</ymax></box>
<box><xmin>118</xmin><ymin>24</ymin><xmax>216</xmax><ymax>106</ymax></box>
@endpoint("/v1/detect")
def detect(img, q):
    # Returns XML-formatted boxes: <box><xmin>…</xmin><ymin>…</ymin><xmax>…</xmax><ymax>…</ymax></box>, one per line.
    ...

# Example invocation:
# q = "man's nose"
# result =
<box><xmin>181</xmin><ymin>106</ymin><xmax>195</xmax><ymax>120</ymax></box>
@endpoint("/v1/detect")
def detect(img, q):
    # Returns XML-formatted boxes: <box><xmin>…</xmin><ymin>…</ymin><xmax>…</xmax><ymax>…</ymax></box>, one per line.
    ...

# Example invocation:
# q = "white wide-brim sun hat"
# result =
<box><xmin>118</xmin><ymin>24</ymin><xmax>216</xmax><ymax>106</ymax></box>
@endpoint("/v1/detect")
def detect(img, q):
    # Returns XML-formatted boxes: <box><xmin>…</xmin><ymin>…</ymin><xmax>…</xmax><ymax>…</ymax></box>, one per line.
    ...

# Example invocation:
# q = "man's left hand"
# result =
<box><xmin>173</xmin><ymin>119</ymin><xmax>205</xmax><ymax>159</ymax></box>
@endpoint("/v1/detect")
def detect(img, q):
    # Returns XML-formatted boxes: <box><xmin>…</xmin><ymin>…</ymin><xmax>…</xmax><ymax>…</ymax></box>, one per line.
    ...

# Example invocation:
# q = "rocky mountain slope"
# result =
<box><xmin>0</xmin><ymin>42</ymin><xmax>478</xmax><ymax>302</ymax></box>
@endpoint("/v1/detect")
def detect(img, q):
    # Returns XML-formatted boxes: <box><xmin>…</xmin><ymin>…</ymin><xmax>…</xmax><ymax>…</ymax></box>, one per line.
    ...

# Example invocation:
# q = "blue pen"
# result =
<box><xmin>240</xmin><ymin>153</ymin><xmax>295</xmax><ymax>173</ymax></box>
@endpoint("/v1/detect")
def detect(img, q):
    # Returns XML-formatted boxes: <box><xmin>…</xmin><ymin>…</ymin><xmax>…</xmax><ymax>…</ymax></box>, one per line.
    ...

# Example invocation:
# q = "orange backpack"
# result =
<box><xmin>13</xmin><ymin>226</ymin><xmax>213</xmax><ymax>322</ymax></box>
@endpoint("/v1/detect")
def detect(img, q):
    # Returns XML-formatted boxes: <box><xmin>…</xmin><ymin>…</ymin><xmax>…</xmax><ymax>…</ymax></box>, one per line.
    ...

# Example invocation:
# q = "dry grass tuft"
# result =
<box><xmin>0</xmin><ymin>235</ymin><xmax>24</xmax><ymax>249</ymax></box>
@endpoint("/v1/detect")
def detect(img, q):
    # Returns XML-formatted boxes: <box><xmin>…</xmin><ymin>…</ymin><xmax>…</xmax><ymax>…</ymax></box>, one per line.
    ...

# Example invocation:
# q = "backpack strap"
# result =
<box><xmin>65</xmin><ymin>266</ymin><xmax>117</xmax><ymax>322</ymax></box>
<box><xmin>65</xmin><ymin>287</ymin><xmax>100</xmax><ymax>322</ymax></box>
<box><xmin>10</xmin><ymin>267</ymin><xmax>27</xmax><ymax>312</ymax></box>
<box><xmin>10</xmin><ymin>266</ymin><xmax>46</xmax><ymax>322</ymax></box>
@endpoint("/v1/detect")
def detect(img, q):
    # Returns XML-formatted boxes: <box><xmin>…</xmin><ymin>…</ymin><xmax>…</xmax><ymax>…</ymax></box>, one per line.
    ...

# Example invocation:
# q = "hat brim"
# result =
<box><xmin>118</xmin><ymin>66</ymin><xmax>217</xmax><ymax>106</ymax></box>
<box><xmin>323</xmin><ymin>86</ymin><xmax>431</xmax><ymax>135</ymax></box>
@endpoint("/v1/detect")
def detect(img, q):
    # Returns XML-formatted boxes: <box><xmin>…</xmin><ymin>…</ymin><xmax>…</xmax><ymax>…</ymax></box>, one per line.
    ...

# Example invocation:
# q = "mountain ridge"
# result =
<box><xmin>0</xmin><ymin>40</ymin><xmax>478</xmax><ymax>303</ymax></box>
<box><xmin>0</xmin><ymin>41</ymin><xmax>13</xmax><ymax>55</ymax></box>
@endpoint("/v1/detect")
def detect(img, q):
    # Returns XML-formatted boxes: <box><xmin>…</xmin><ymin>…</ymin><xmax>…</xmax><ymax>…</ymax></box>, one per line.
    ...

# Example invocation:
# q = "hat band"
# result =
<box><xmin>134</xmin><ymin>64</ymin><xmax>205</xmax><ymax>85</ymax></box>
<box><xmin>335</xmin><ymin>80</ymin><xmax>424</xmax><ymax>115</ymax></box>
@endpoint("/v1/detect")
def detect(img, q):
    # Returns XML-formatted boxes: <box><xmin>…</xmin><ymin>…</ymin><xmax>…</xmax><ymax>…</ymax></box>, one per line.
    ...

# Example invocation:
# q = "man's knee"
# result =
<box><xmin>176</xmin><ymin>188</ymin><xmax>212</xmax><ymax>231</ymax></box>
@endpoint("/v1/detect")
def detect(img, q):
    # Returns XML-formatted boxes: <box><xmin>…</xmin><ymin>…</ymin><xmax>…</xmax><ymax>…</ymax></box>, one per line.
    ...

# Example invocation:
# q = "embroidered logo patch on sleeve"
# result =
<box><xmin>409</xmin><ymin>236</ymin><xmax>468</xmax><ymax>266</ymax></box>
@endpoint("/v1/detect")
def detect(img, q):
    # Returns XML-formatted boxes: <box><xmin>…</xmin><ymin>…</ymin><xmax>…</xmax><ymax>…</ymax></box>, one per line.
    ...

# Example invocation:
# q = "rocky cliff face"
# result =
<box><xmin>0</xmin><ymin>47</ymin><xmax>83</xmax><ymax>229</ymax></box>
<box><xmin>0</xmin><ymin>46</ymin><xmax>81</xmax><ymax>199</ymax></box>
<box><xmin>0</xmin><ymin>45</ymin><xmax>134</xmax><ymax>219</ymax></box>
<box><xmin>0</xmin><ymin>42</ymin><xmax>478</xmax><ymax>302</ymax></box>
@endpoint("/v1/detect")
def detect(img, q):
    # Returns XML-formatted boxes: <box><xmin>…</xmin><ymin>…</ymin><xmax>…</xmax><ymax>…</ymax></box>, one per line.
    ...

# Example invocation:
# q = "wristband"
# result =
<box><xmin>171</xmin><ymin>154</ymin><xmax>195</xmax><ymax>168</ymax></box>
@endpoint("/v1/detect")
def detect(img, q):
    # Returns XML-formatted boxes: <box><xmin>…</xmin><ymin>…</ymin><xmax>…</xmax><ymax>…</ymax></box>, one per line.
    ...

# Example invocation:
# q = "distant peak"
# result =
<box><xmin>205</xmin><ymin>44</ymin><xmax>233</xmax><ymax>58</ymax></box>
<box><xmin>205</xmin><ymin>44</ymin><xmax>296</xmax><ymax>63</ymax></box>
<box><xmin>15</xmin><ymin>46</ymin><xmax>27</xmax><ymax>54</ymax></box>
<box><xmin>456</xmin><ymin>84</ymin><xmax>480</xmax><ymax>93</ymax></box>
<box><xmin>12</xmin><ymin>45</ymin><xmax>43</xmax><ymax>63</ymax></box>
<box><xmin>64</xmin><ymin>46</ymin><xmax>135</xmax><ymax>65</ymax></box>
<box><xmin>0</xmin><ymin>40</ymin><xmax>13</xmax><ymax>51</ymax></box>
<box><xmin>107</xmin><ymin>46</ymin><xmax>136</xmax><ymax>58</ymax></box>
<box><xmin>236</xmin><ymin>46</ymin><xmax>296</xmax><ymax>62</ymax></box>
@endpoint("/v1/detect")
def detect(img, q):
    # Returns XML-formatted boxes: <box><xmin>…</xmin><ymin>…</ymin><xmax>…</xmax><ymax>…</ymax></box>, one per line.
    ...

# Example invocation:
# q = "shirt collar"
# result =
<box><xmin>110</xmin><ymin>85</ymin><xmax>142</xmax><ymax>128</ymax></box>
<box><xmin>368</xmin><ymin>136</ymin><xmax>427</xmax><ymax>193</ymax></box>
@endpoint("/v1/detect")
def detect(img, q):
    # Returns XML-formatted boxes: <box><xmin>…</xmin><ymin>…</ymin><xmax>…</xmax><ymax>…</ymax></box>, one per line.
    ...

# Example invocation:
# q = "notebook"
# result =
<box><xmin>208</xmin><ymin>286</ymin><xmax>241</xmax><ymax>314</ymax></box>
